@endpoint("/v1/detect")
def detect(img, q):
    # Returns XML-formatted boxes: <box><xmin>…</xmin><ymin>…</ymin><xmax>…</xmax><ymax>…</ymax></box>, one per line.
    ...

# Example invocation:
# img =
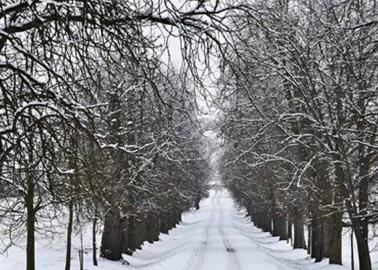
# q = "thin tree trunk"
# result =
<box><xmin>194</xmin><ymin>197</ymin><xmax>200</xmax><ymax>210</ymax></box>
<box><xmin>307</xmin><ymin>225</ymin><xmax>311</xmax><ymax>255</ymax></box>
<box><xmin>79</xmin><ymin>228</ymin><xmax>84</xmax><ymax>270</ymax></box>
<box><xmin>65</xmin><ymin>201</ymin><xmax>74</xmax><ymax>270</ymax></box>
<box><xmin>356</xmin><ymin>167</ymin><xmax>371</xmax><ymax>270</ymax></box>
<box><xmin>351</xmin><ymin>229</ymin><xmax>355</xmax><ymax>270</ymax></box>
<box><xmin>356</xmin><ymin>97</ymin><xmax>371</xmax><ymax>269</ymax></box>
<box><xmin>93</xmin><ymin>218</ymin><xmax>98</xmax><ymax>266</ymax></box>
<box><xmin>26</xmin><ymin>174</ymin><xmax>35</xmax><ymax>270</ymax></box>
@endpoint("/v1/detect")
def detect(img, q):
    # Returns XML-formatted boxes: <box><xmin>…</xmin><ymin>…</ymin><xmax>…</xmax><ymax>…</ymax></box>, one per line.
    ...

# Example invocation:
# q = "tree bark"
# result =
<box><xmin>339</xmin><ymin>160</ymin><xmax>372</xmax><ymax>270</ymax></box>
<box><xmin>262</xmin><ymin>213</ymin><xmax>272</xmax><ymax>233</ymax></box>
<box><xmin>272</xmin><ymin>212</ymin><xmax>288</xmax><ymax>241</ymax></box>
<box><xmin>307</xmin><ymin>225</ymin><xmax>311</xmax><ymax>255</ymax></box>
<box><xmin>329</xmin><ymin>212</ymin><xmax>342</xmax><ymax>264</ymax></box>
<box><xmin>175</xmin><ymin>209</ymin><xmax>182</xmax><ymax>224</ymax></box>
<box><xmin>160</xmin><ymin>214</ymin><xmax>170</xmax><ymax>234</ymax></box>
<box><xmin>120</xmin><ymin>216</ymin><xmax>130</xmax><ymax>255</ymax></box>
<box><xmin>135</xmin><ymin>217</ymin><xmax>147</xmax><ymax>249</ymax></box>
<box><xmin>26</xmin><ymin>173</ymin><xmax>35</xmax><ymax>270</ymax></box>
<box><xmin>287</xmin><ymin>216</ymin><xmax>292</xmax><ymax>244</ymax></box>
<box><xmin>100</xmin><ymin>209</ymin><xmax>122</xmax><ymax>260</ymax></box>
<box><xmin>65</xmin><ymin>201</ymin><xmax>74</xmax><ymax>270</ymax></box>
<box><xmin>93</xmin><ymin>218</ymin><xmax>98</xmax><ymax>266</ymax></box>
<box><xmin>125</xmin><ymin>216</ymin><xmax>136</xmax><ymax>255</ymax></box>
<box><xmin>146</xmin><ymin>214</ymin><xmax>160</xmax><ymax>243</ymax></box>
<box><xmin>322</xmin><ymin>218</ymin><xmax>331</xmax><ymax>258</ymax></box>
<box><xmin>310</xmin><ymin>219</ymin><xmax>323</xmax><ymax>262</ymax></box>
<box><xmin>356</xmin><ymin>161</ymin><xmax>371</xmax><ymax>270</ymax></box>
<box><xmin>353</xmin><ymin>221</ymin><xmax>372</xmax><ymax>270</ymax></box>
<box><xmin>293</xmin><ymin>214</ymin><xmax>306</xmax><ymax>249</ymax></box>
<box><xmin>168</xmin><ymin>211</ymin><xmax>177</xmax><ymax>229</ymax></box>
<box><xmin>127</xmin><ymin>216</ymin><xmax>147</xmax><ymax>254</ymax></box>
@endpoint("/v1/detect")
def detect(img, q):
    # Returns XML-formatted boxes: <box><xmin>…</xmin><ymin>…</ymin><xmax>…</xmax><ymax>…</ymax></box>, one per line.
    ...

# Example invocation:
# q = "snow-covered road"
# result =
<box><xmin>125</xmin><ymin>187</ymin><xmax>340</xmax><ymax>270</ymax></box>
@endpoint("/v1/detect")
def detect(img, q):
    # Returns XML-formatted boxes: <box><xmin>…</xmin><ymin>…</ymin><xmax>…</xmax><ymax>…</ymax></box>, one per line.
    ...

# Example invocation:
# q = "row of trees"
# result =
<box><xmin>219</xmin><ymin>1</ymin><xmax>378</xmax><ymax>270</ymax></box>
<box><xmin>0</xmin><ymin>0</ymin><xmax>244</xmax><ymax>269</ymax></box>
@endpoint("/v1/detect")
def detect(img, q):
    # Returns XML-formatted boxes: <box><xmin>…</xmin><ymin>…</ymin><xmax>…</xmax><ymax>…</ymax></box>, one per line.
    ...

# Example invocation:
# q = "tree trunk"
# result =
<box><xmin>194</xmin><ymin>197</ymin><xmax>200</xmax><ymax>210</ymax></box>
<box><xmin>65</xmin><ymin>201</ymin><xmax>74</xmax><ymax>270</ymax></box>
<box><xmin>79</xmin><ymin>229</ymin><xmax>84</xmax><ymax>270</ymax></box>
<box><xmin>345</xmin><ymin>198</ymin><xmax>372</xmax><ymax>270</ymax></box>
<box><xmin>120</xmin><ymin>216</ymin><xmax>129</xmax><ymax>255</ymax></box>
<box><xmin>287</xmin><ymin>216</ymin><xmax>292</xmax><ymax>244</ymax></box>
<box><xmin>262</xmin><ymin>213</ymin><xmax>271</xmax><ymax>233</ymax></box>
<box><xmin>252</xmin><ymin>212</ymin><xmax>260</xmax><ymax>229</ymax></box>
<box><xmin>93</xmin><ymin>218</ymin><xmax>98</xmax><ymax>266</ymax></box>
<box><xmin>356</xmin><ymin>164</ymin><xmax>371</xmax><ymax>270</ymax></box>
<box><xmin>307</xmin><ymin>225</ymin><xmax>311</xmax><ymax>255</ymax></box>
<box><xmin>322</xmin><ymin>218</ymin><xmax>331</xmax><ymax>258</ymax></box>
<box><xmin>272</xmin><ymin>213</ymin><xmax>279</xmax><ymax>236</ymax></box>
<box><xmin>341</xmin><ymin>160</ymin><xmax>372</xmax><ymax>270</ymax></box>
<box><xmin>273</xmin><ymin>212</ymin><xmax>288</xmax><ymax>241</ymax></box>
<box><xmin>127</xmin><ymin>216</ymin><xmax>147</xmax><ymax>254</ymax></box>
<box><xmin>100</xmin><ymin>209</ymin><xmax>122</xmax><ymax>260</ymax></box>
<box><xmin>329</xmin><ymin>212</ymin><xmax>342</xmax><ymax>265</ymax></box>
<box><xmin>293</xmin><ymin>215</ymin><xmax>306</xmax><ymax>249</ymax></box>
<box><xmin>160</xmin><ymin>214</ymin><xmax>170</xmax><ymax>234</ymax></box>
<box><xmin>311</xmin><ymin>219</ymin><xmax>323</xmax><ymax>262</ymax></box>
<box><xmin>126</xmin><ymin>216</ymin><xmax>136</xmax><ymax>255</ymax></box>
<box><xmin>353</xmin><ymin>222</ymin><xmax>372</xmax><ymax>270</ymax></box>
<box><xmin>26</xmin><ymin>174</ymin><xmax>35</xmax><ymax>270</ymax></box>
<box><xmin>175</xmin><ymin>209</ymin><xmax>182</xmax><ymax>224</ymax></box>
<box><xmin>135</xmin><ymin>217</ymin><xmax>147</xmax><ymax>249</ymax></box>
<box><xmin>351</xmin><ymin>230</ymin><xmax>355</xmax><ymax>270</ymax></box>
<box><xmin>168</xmin><ymin>211</ymin><xmax>177</xmax><ymax>229</ymax></box>
<box><xmin>146</xmin><ymin>214</ymin><xmax>160</xmax><ymax>243</ymax></box>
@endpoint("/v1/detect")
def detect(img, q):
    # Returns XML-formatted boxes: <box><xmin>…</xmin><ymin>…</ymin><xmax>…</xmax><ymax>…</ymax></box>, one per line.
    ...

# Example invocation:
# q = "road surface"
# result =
<box><xmin>125</xmin><ymin>186</ymin><xmax>306</xmax><ymax>270</ymax></box>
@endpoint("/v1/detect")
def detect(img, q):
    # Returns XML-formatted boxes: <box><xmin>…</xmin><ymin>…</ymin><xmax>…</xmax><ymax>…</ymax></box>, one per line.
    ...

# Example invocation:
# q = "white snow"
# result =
<box><xmin>0</xmin><ymin>185</ymin><xmax>357</xmax><ymax>270</ymax></box>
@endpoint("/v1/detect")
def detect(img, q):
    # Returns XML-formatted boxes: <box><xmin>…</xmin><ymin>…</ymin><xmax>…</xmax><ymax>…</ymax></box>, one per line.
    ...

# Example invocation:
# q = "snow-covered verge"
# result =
<box><xmin>0</xmin><ymin>188</ymin><xmax>376</xmax><ymax>270</ymax></box>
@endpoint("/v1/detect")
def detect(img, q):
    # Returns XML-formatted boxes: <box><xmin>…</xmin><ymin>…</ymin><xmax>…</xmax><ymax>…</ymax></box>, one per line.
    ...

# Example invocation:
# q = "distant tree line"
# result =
<box><xmin>219</xmin><ymin>1</ymin><xmax>378</xmax><ymax>270</ymax></box>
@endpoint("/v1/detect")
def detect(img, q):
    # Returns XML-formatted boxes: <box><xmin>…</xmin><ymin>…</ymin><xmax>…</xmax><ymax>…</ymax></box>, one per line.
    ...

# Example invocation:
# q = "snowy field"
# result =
<box><xmin>1</xmin><ymin>187</ymin><xmax>377</xmax><ymax>270</ymax></box>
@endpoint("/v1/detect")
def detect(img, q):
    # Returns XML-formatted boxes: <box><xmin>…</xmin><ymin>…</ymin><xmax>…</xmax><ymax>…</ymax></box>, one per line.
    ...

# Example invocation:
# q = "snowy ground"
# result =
<box><xmin>1</xmin><ymin>186</ymin><xmax>377</xmax><ymax>270</ymax></box>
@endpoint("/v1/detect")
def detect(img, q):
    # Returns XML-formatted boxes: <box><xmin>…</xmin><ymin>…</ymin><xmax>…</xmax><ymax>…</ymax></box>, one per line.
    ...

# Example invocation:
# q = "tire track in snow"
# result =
<box><xmin>183</xmin><ymin>190</ymin><xmax>217</xmax><ymax>270</ymax></box>
<box><xmin>183</xmin><ymin>228</ymin><xmax>209</xmax><ymax>270</ymax></box>
<box><xmin>216</xmin><ymin>189</ymin><xmax>243</xmax><ymax>270</ymax></box>
<box><xmin>231</xmin><ymin>215</ymin><xmax>304</xmax><ymax>270</ymax></box>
